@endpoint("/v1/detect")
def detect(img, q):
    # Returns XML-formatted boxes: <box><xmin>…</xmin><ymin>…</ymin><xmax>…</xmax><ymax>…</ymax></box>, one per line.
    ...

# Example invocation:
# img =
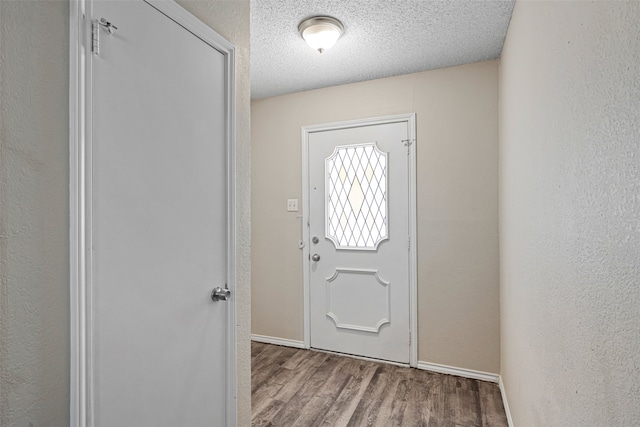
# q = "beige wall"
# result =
<box><xmin>500</xmin><ymin>1</ymin><xmax>640</xmax><ymax>425</ymax></box>
<box><xmin>252</xmin><ymin>60</ymin><xmax>500</xmax><ymax>373</ymax></box>
<box><xmin>0</xmin><ymin>1</ymin><xmax>251</xmax><ymax>425</ymax></box>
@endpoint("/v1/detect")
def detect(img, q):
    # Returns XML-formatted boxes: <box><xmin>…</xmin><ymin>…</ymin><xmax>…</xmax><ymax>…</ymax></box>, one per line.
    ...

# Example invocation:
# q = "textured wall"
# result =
<box><xmin>0</xmin><ymin>1</ymin><xmax>70</xmax><ymax>425</ymax></box>
<box><xmin>252</xmin><ymin>60</ymin><xmax>500</xmax><ymax>373</ymax></box>
<box><xmin>500</xmin><ymin>1</ymin><xmax>640</xmax><ymax>425</ymax></box>
<box><xmin>0</xmin><ymin>1</ymin><xmax>251</xmax><ymax>425</ymax></box>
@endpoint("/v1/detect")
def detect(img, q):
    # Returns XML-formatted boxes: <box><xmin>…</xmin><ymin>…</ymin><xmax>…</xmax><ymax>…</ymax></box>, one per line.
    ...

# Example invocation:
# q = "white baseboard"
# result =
<box><xmin>251</xmin><ymin>334</ymin><xmax>306</xmax><ymax>349</ymax></box>
<box><xmin>416</xmin><ymin>361</ymin><xmax>500</xmax><ymax>383</ymax></box>
<box><xmin>498</xmin><ymin>375</ymin><xmax>514</xmax><ymax>427</ymax></box>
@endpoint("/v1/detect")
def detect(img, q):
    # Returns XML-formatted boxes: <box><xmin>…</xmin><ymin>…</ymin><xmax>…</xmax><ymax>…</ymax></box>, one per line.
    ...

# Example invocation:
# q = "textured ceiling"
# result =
<box><xmin>251</xmin><ymin>0</ymin><xmax>515</xmax><ymax>99</ymax></box>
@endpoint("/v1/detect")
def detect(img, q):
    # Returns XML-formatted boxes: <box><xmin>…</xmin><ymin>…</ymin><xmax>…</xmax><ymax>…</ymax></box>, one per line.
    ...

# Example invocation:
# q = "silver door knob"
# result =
<box><xmin>311</xmin><ymin>254</ymin><xmax>320</xmax><ymax>262</ymax></box>
<box><xmin>211</xmin><ymin>287</ymin><xmax>231</xmax><ymax>302</ymax></box>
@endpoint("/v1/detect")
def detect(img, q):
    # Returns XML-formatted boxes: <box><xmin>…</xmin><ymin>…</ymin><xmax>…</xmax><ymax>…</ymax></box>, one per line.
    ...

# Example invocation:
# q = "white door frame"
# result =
<box><xmin>69</xmin><ymin>1</ymin><xmax>237</xmax><ymax>425</ymax></box>
<box><xmin>301</xmin><ymin>113</ymin><xmax>418</xmax><ymax>367</ymax></box>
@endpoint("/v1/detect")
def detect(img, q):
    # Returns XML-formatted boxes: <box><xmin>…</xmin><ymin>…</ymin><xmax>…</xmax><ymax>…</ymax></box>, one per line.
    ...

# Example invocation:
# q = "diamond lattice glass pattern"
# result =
<box><xmin>326</xmin><ymin>143</ymin><xmax>388</xmax><ymax>249</ymax></box>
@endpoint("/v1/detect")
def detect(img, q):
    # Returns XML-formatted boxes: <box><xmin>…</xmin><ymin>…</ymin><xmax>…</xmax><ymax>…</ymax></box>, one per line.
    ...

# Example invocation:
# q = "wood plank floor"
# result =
<box><xmin>251</xmin><ymin>342</ymin><xmax>508</xmax><ymax>427</ymax></box>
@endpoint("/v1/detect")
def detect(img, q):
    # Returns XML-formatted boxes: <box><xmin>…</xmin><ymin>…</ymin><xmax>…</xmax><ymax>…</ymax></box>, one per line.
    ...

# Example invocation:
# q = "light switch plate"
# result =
<box><xmin>287</xmin><ymin>198</ymin><xmax>298</xmax><ymax>212</ymax></box>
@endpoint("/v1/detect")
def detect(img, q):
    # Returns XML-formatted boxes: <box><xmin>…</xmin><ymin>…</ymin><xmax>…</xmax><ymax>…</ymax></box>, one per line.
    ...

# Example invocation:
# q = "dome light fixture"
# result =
<box><xmin>298</xmin><ymin>16</ymin><xmax>344</xmax><ymax>53</ymax></box>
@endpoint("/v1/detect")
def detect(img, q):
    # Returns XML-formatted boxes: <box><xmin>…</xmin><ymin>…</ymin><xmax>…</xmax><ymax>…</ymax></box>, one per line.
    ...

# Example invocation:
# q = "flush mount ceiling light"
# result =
<box><xmin>298</xmin><ymin>16</ymin><xmax>344</xmax><ymax>53</ymax></box>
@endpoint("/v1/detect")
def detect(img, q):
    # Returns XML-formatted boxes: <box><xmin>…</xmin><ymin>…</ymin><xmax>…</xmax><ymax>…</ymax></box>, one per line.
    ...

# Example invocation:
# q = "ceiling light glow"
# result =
<box><xmin>298</xmin><ymin>16</ymin><xmax>344</xmax><ymax>53</ymax></box>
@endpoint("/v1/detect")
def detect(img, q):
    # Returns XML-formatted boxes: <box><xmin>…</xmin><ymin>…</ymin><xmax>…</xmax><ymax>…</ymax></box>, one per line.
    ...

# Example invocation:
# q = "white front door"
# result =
<box><xmin>305</xmin><ymin>115</ymin><xmax>416</xmax><ymax>364</ymax></box>
<box><xmin>80</xmin><ymin>1</ymin><xmax>234</xmax><ymax>425</ymax></box>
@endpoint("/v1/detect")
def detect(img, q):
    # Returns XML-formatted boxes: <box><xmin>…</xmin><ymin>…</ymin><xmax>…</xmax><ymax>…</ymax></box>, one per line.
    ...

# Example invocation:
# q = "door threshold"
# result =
<box><xmin>310</xmin><ymin>347</ymin><xmax>410</xmax><ymax>368</ymax></box>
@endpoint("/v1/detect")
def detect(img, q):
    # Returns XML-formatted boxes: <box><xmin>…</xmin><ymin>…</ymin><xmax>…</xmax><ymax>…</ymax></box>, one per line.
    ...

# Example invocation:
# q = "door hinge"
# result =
<box><xmin>402</xmin><ymin>139</ymin><xmax>415</xmax><ymax>155</ymax></box>
<box><xmin>408</xmin><ymin>235</ymin><xmax>411</xmax><ymax>250</ymax></box>
<box><xmin>92</xmin><ymin>19</ymin><xmax>100</xmax><ymax>54</ymax></box>
<box><xmin>92</xmin><ymin>18</ymin><xmax>118</xmax><ymax>55</ymax></box>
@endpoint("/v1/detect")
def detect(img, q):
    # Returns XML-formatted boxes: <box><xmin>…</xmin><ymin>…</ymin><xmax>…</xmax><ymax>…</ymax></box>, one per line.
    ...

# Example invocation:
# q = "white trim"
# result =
<box><xmin>302</xmin><ymin>114</ymin><xmax>415</xmax><ymax>133</ymax></box>
<box><xmin>406</xmin><ymin>114</ymin><xmax>418</xmax><ymax>367</ymax></box>
<box><xmin>301</xmin><ymin>127</ymin><xmax>312</xmax><ymax>350</ymax></box>
<box><xmin>499</xmin><ymin>376</ymin><xmax>515</xmax><ymax>427</ymax></box>
<box><xmin>251</xmin><ymin>334</ymin><xmax>306</xmax><ymax>349</ymax></box>
<box><xmin>145</xmin><ymin>0</ymin><xmax>234</xmax><ymax>52</ymax></box>
<box><xmin>70</xmin><ymin>1</ymin><xmax>237</xmax><ymax>426</ymax></box>
<box><xmin>70</xmin><ymin>2</ymin><xmax>93</xmax><ymax>424</ymax></box>
<box><xmin>417</xmin><ymin>361</ymin><xmax>500</xmax><ymax>383</ymax></box>
<box><xmin>301</xmin><ymin>113</ymin><xmax>418</xmax><ymax>366</ymax></box>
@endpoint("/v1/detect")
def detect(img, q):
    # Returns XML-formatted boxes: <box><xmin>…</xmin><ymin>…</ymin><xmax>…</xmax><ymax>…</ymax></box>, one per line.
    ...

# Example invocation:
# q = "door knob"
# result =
<box><xmin>311</xmin><ymin>254</ymin><xmax>320</xmax><ymax>262</ymax></box>
<box><xmin>211</xmin><ymin>286</ymin><xmax>231</xmax><ymax>302</ymax></box>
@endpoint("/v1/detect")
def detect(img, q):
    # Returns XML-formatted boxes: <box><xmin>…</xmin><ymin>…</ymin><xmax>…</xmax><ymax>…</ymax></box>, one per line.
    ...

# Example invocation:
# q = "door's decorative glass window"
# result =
<box><xmin>325</xmin><ymin>142</ymin><xmax>388</xmax><ymax>250</ymax></box>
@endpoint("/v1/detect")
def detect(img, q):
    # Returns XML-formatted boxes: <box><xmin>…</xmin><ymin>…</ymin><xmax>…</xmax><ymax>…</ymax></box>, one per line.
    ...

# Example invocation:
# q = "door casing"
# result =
<box><xmin>69</xmin><ymin>1</ymin><xmax>237</xmax><ymax>425</ymax></box>
<box><xmin>301</xmin><ymin>113</ymin><xmax>418</xmax><ymax>367</ymax></box>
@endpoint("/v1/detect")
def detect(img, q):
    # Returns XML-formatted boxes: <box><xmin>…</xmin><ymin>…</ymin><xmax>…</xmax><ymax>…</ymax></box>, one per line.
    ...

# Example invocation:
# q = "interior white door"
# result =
<box><xmin>90</xmin><ymin>1</ymin><xmax>230</xmax><ymax>425</ymax></box>
<box><xmin>308</xmin><ymin>118</ymin><xmax>413</xmax><ymax>364</ymax></box>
